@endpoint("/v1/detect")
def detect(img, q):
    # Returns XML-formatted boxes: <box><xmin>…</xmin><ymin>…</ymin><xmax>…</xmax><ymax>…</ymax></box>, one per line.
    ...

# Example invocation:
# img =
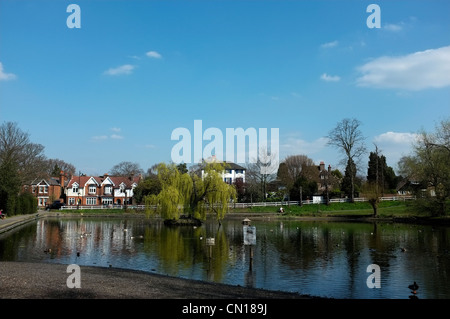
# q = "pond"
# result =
<box><xmin>0</xmin><ymin>216</ymin><xmax>449</xmax><ymax>299</ymax></box>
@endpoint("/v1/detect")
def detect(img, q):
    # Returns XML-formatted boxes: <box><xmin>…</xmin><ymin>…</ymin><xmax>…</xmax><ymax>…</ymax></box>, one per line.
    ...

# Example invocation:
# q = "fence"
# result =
<box><xmin>58</xmin><ymin>196</ymin><xmax>415</xmax><ymax>210</ymax></box>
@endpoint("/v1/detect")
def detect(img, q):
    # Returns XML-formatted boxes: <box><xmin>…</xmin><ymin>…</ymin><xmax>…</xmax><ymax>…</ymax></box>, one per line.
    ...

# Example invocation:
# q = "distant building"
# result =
<box><xmin>200</xmin><ymin>156</ymin><xmax>246</xmax><ymax>185</ymax></box>
<box><xmin>311</xmin><ymin>161</ymin><xmax>340</xmax><ymax>199</ymax></box>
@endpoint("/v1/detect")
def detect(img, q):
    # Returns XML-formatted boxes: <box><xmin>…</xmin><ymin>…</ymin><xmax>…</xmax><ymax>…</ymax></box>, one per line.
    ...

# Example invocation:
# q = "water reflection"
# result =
<box><xmin>0</xmin><ymin>217</ymin><xmax>449</xmax><ymax>299</ymax></box>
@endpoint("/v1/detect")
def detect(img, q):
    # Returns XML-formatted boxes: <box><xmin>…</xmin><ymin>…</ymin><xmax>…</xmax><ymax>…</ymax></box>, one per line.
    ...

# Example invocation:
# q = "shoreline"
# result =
<box><xmin>0</xmin><ymin>261</ymin><xmax>310</xmax><ymax>299</ymax></box>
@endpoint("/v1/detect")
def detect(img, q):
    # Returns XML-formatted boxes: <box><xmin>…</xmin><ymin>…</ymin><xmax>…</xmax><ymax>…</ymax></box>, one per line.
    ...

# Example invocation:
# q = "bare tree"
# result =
<box><xmin>45</xmin><ymin>158</ymin><xmax>76</xmax><ymax>177</ymax></box>
<box><xmin>246</xmin><ymin>147</ymin><xmax>278</xmax><ymax>201</ymax></box>
<box><xmin>327</xmin><ymin>118</ymin><xmax>366</xmax><ymax>202</ymax></box>
<box><xmin>110</xmin><ymin>161</ymin><xmax>143</xmax><ymax>177</ymax></box>
<box><xmin>0</xmin><ymin>121</ymin><xmax>47</xmax><ymax>183</ymax></box>
<box><xmin>279</xmin><ymin>154</ymin><xmax>315</xmax><ymax>188</ymax></box>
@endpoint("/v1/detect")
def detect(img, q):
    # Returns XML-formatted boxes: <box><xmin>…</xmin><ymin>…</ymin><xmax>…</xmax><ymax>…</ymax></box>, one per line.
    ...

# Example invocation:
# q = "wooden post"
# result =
<box><xmin>299</xmin><ymin>186</ymin><xmax>303</xmax><ymax>206</ymax></box>
<box><xmin>249</xmin><ymin>246</ymin><xmax>253</xmax><ymax>271</ymax></box>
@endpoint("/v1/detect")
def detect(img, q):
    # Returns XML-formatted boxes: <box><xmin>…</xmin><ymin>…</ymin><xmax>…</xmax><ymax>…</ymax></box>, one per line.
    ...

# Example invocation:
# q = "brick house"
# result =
<box><xmin>22</xmin><ymin>170</ymin><xmax>67</xmax><ymax>208</ymax></box>
<box><xmin>65</xmin><ymin>174</ymin><xmax>141</xmax><ymax>207</ymax></box>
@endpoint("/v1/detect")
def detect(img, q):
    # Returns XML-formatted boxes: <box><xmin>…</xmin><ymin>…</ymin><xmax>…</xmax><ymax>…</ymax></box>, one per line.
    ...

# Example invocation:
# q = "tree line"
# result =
<box><xmin>1</xmin><ymin>117</ymin><xmax>449</xmax><ymax>217</ymax></box>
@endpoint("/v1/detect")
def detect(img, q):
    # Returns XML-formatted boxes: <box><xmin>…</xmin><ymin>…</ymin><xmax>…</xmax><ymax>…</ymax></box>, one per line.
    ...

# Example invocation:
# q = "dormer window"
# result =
<box><xmin>72</xmin><ymin>185</ymin><xmax>79</xmax><ymax>193</ymax></box>
<box><xmin>38</xmin><ymin>186</ymin><xmax>48</xmax><ymax>193</ymax></box>
<box><xmin>89</xmin><ymin>185</ymin><xmax>96</xmax><ymax>194</ymax></box>
<box><xmin>104</xmin><ymin>185</ymin><xmax>112</xmax><ymax>194</ymax></box>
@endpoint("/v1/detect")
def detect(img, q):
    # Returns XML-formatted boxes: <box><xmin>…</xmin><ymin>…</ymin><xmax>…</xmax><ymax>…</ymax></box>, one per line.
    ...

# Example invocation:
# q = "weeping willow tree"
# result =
<box><xmin>145</xmin><ymin>162</ymin><xmax>236</xmax><ymax>224</ymax></box>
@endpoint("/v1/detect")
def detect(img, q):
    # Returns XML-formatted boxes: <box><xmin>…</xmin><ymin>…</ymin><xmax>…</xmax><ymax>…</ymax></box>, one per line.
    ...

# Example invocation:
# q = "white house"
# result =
<box><xmin>200</xmin><ymin>156</ymin><xmax>246</xmax><ymax>185</ymax></box>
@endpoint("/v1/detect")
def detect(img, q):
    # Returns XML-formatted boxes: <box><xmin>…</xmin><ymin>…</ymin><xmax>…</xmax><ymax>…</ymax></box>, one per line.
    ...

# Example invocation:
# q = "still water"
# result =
<box><xmin>1</xmin><ymin>216</ymin><xmax>449</xmax><ymax>299</ymax></box>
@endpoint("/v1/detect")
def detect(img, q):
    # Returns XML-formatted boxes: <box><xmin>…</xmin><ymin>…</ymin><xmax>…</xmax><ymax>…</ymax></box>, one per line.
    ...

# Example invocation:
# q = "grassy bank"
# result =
<box><xmin>232</xmin><ymin>200</ymin><xmax>427</xmax><ymax>218</ymax></box>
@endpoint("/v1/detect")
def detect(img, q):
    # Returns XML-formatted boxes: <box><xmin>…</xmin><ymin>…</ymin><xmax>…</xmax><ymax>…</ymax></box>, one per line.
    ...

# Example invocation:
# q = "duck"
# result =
<box><xmin>408</xmin><ymin>281</ymin><xmax>419</xmax><ymax>294</ymax></box>
<box><xmin>401</xmin><ymin>247</ymin><xmax>407</xmax><ymax>252</ymax></box>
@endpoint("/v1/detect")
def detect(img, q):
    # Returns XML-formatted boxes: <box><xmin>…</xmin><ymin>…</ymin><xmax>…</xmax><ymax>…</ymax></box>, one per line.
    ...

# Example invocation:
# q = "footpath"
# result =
<box><xmin>0</xmin><ymin>211</ymin><xmax>45</xmax><ymax>234</ymax></box>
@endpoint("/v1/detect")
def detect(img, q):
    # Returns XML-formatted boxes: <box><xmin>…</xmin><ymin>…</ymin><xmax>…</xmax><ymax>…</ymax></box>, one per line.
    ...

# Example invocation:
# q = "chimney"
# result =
<box><xmin>328</xmin><ymin>165</ymin><xmax>331</xmax><ymax>173</ymax></box>
<box><xmin>60</xmin><ymin>170</ymin><xmax>65</xmax><ymax>187</ymax></box>
<box><xmin>320</xmin><ymin>161</ymin><xmax>325</xmax><ymax>172</ymax></box>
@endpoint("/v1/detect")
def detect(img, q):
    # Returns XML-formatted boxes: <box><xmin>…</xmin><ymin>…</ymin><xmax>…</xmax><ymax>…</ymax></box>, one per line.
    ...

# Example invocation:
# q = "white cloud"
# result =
<box><xmin>356</xmin><ymin>46</ymin><xmax>450</xmax><ymax>90</ymax></box>
<box><xmin>320</xmin><ymin>73</ymin><xmax>341</xmax><ymax>82</ymax></box>
<box><xmin>104</xmin><ymin>64</ymin><xmax>135</xmax><ymax>76</ymax></box>
<box><xmin>0</xmin><ymin>62</ymin><xmax>17</xmax><ymax>81</ymax></box>
<box><xmin>384</xmin><ymin>23</ymin><xmax>403</xmax><ymax>32</ymax></box>
<box><xmin>321</xmin><ymin>41</ymin><xmax>338</xmax><ymax>48</ymax></box>
<box><xmin>146</xmin><ymin>51</ymin><xmax>162</xmax><ymax>59</ymax></box>
<box><xmin>374</xmin><ymin>132</ymin><xmax>418</xmax><ymax>144</ymax></box>
<box><xmin>91</xmin><ymin>130</ymin><xmax>124</xmax><ymax>141</ymax></box>
<box><xmin>280</xmin><ymin>135</ymin><xmax>329</xmax><ymax>158</ymax></box>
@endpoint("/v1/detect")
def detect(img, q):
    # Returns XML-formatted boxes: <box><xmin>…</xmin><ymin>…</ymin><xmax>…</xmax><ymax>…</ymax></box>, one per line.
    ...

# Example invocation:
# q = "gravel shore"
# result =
<box><xmin>0</xmin><ymin>261</ymin><xmax>308</xmax><ymax>299</ymax></box>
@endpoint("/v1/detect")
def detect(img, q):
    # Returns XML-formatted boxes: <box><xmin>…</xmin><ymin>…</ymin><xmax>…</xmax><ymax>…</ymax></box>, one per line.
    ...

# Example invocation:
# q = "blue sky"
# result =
<box><xmin>1</xmin><ymin>0</ymin><xmax>449</xmax><ymax>176</ymax></box>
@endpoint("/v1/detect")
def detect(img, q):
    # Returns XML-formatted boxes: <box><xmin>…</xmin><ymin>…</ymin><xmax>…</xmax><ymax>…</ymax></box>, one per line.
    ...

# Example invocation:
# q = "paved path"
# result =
<box><xmin>0</xmin><ymin>211</ymin><xmax>43</xmax><ymax>234</ymax></box>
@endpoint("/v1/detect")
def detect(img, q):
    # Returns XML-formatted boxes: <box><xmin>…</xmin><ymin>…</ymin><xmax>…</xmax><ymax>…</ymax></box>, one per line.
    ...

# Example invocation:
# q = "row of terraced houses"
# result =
<box><xmin>22</xmin><ymin>171</ymin><xmax>142</xmax><ymax>208</ymax></box>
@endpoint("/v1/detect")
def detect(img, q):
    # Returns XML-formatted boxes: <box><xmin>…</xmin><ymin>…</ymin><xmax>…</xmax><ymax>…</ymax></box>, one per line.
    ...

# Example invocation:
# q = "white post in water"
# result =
<box><xmin>243</xmin><ymin>218</ymin><xmax>256</xmax><ymax>271</ymax></box>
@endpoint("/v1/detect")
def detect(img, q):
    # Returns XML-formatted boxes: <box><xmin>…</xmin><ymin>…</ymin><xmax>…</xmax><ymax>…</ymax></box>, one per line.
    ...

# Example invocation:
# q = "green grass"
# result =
<box><xmin>232</xmin><ymin>200</ymin><xmax>418</xmax><ymax>218</ymax></box>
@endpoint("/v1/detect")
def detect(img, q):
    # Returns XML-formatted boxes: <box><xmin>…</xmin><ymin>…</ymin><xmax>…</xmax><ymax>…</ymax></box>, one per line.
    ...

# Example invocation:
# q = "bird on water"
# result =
<box><xmin>408</xmin><ymin>281</ymin><xmax>419</xmax><ymax>294</ymax></box>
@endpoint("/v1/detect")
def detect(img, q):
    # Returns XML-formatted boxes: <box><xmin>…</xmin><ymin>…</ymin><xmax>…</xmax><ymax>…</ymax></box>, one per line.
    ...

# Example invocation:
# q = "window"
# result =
<box><xmin>86</xmin><ymin>197</ymin><xmax>97</xmax><ymax>205</ymax></box>
<box><xmin>32</xmin><ymin>186</ymin><xmax>36</xmax><ymax>193</ymax></box>
<box><xmin>69</xmin><ymin>198</ymin><xmax>75</xmax><ymax>205</ymax></box>
<box><xmin>104</xmin><ymin>185</ymin><xmax>112</xmax><ymax>194</ymax></box>
<box><xmin>72</xmin><ymin>185</ymin><xmax>78</xmax><ymax>193</ymax></box>
<box><xmin>102</xmin><ymin>198</ymin><xmax>113</xmax><ymax>205</ymax></box>
<box><xmin>89</xmin><ymin>185</ymin><xmax>96</xmax><ymax>194</ymax></box>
